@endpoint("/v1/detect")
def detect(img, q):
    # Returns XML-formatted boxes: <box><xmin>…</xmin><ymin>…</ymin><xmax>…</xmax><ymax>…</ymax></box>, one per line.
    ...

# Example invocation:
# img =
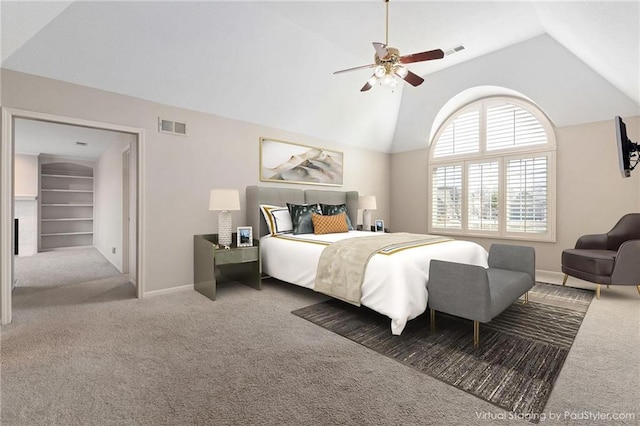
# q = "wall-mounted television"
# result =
<box><xmin>615</xmin><ymin>116</ymin><xmax>639</xmax><ymax>178</ymax></box>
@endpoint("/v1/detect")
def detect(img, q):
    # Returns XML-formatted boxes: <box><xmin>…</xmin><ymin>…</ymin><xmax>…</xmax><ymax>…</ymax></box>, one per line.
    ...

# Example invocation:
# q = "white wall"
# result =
<box><xmin>389</xmin><ymin>33</ymin><xmax>640</xmax><ymax>273</ymax></box>
<box><xmin>390</xmin><ymin>116</ymin><xmax>640</xmax><ymax>273</ymax></box>
<box><xmin>14</xmin><ymin>153</ymin><xmax>38</xmax><ymax>197</ymax></box>
<box><xmin>13</xmin><ymin>153</ymin><xmax>38</xmax><ymax>256</ymax></box>
<box><xmin>1</xmin><ymin>69</ymin><xmax>391</xmax><ymax>293</ymax></box>
<box><xmin>95</xmin><ymin>136</ymin><xmax>134</xmax><ymax>272</ymax></box>
<box><xmin>391</xmin><ymin>34</ymin><xmax>640</xmax><ymax>153</ymax></box>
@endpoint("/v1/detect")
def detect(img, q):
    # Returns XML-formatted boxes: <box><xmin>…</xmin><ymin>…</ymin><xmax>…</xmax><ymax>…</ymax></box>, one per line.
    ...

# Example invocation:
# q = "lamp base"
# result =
<box><xmin>363</xmin><ymin>210</ymin><xmax>372</xmax><ymax>232</ymax></box>
<box><xmin>218</xmin><ymin>210</ymin><xmax>232</xmax><ymax>246</ymax></box>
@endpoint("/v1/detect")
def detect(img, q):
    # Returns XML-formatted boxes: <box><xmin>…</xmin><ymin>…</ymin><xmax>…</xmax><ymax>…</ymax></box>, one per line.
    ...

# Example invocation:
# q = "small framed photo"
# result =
<box><xmin>237</xmin><ymin>226</ymin><xmax>253</xmax><ymax>247</ymax></box>
<box><xmin>375</xmin><ymin>220</ymin><xmax>384</xmax><ymax>232</ymax></box>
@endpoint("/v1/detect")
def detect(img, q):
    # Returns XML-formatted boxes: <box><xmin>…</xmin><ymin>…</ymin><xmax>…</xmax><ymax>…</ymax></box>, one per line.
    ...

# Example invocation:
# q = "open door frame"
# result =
<box><xmin>121</xmin><ymin>146</ymin><xmax>137</xmax><ymax>282</ymax></box>
<box><xmin>1</xmin><ymin>107</ymin><xmax>146</xmax><ymax>324</ymax></box>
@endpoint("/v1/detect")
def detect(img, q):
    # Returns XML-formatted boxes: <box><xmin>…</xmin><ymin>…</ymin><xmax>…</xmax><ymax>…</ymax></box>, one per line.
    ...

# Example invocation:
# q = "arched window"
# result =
<box><xmin>428</xmin><ymin>96</ymin><xmax>556</xmax><ymax>241</ymax></box>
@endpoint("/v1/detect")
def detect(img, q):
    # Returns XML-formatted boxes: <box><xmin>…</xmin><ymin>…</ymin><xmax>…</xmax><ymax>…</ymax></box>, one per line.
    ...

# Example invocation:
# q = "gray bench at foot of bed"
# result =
<box><xmin>428</xmin><ymin>243</ymin><xmax>535</xmax><ymax>348</ymax></box>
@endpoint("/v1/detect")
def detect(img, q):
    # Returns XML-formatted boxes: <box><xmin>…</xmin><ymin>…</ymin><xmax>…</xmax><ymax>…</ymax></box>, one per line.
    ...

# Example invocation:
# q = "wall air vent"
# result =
<box><xmin>158</xmin><ymin>118</ymin><xmax>187</xmax><ymax>136</ymax></box>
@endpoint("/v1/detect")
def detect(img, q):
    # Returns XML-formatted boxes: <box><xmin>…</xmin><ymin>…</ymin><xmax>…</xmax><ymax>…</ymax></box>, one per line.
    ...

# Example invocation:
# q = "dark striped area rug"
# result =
<box><xmin>292</xmin><ymin>283</ymin><xmax>593</xmax><ymax>422</ymax></box>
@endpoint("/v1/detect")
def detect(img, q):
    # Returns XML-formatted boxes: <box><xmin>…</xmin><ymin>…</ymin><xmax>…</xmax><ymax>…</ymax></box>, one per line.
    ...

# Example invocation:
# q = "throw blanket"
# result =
<box><xmin>314</xmin><ymin>233</ymin><xmax>452</xmax><ymax>306</ymax></box>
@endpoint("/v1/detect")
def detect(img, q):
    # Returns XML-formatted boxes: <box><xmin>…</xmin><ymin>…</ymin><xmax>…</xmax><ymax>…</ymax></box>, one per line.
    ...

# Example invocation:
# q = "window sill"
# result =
<box><xmin>429</xmin><ymin>229</ymin><xmax>556</xmax><ymax>243</ymax></box>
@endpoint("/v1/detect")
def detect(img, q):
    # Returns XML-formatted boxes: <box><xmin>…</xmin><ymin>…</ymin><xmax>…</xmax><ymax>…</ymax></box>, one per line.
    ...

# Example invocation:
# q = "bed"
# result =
<box><xmin>246</xmin><ymin>185</ymin><xmax>488</xmax><ymax>335</ymax></box>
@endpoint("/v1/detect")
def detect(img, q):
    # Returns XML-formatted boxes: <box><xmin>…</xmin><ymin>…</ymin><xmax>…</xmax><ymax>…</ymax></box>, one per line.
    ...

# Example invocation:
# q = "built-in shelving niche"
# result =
<box><xmin>39</xmin><ymin>158</ymin><xmax>95</xmax><ymax>251</ymax></box>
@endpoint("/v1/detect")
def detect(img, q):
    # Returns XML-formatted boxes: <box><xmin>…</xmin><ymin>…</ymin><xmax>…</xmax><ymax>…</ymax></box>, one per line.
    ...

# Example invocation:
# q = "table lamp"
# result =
<box><xmin>359</xmin><ymin>195</ymin><xmax>377</xmax><ymax>231</ymax></box>
<box><xmin>209</xmin><ymin>189</ymin><xmax>241</xmax><ymax>247</ymax></box>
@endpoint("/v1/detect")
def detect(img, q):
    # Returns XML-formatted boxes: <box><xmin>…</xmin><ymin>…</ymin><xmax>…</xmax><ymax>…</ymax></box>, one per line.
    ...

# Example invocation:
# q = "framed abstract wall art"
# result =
<box><xmin>259</xmin><ymin>137</ymin><xmax>343</xmax><ymax>186</ymax></box>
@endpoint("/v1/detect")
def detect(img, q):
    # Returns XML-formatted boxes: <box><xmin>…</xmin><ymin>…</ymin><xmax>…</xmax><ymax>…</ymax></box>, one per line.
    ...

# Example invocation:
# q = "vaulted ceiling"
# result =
<box><xmin>2</xmin><ymin>1</ymin><xmax>639</xmax><ymax>153</ymax></box>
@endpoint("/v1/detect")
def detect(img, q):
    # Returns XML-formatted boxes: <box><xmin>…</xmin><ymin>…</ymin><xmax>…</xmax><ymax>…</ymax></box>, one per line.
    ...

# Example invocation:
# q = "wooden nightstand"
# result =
<box><xmin>193</xmin><ymin>233</ymin><xmax>261</xmax><ymax>300</ymax></box>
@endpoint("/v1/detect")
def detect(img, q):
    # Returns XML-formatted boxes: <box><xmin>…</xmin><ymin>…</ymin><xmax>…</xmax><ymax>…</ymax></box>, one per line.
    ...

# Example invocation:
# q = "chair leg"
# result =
<box><xmin>607</xmin><ymin>284</ymin><xmax>610</xmax><ymax>289</ymax></box>
<box><xmin>473</xmin><ymin>321</ymin><xmax>480</xmax><ymax>348</ymax></box>
<box><xmin>636</xmin><ymin>285</ymin><xmax>640</xmax><ymax>296</ymax></box>
<box><xmin>430</xmin><ymin>308</ymin><xmax>435</xmax><ymax>332</ymax></box>
<box><xmin>596</xmin><ymin>284</ymin><xmax>601</xmax><ymax>300</ymax></box>
<box><xmin>524</xmin><ymin>291</ymin><xmax>529</xmax><ymax>304</ymax></box>
<box><xmin>562</xmin><ymin>274</ymin><xmax>568</xmax><ymax>286</ymax></box>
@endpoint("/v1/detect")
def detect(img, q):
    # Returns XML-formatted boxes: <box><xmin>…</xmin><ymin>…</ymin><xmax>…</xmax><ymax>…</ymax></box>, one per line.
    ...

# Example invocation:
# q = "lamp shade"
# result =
<box><xmin>359</xmin><ymin>195</ymin><xmax>377</xmax><ymax>210</ymax></box>
<box><xmin>209</xmin><ymin>189</ymin><xmax>240</xmax><ymax>211</ymax></box>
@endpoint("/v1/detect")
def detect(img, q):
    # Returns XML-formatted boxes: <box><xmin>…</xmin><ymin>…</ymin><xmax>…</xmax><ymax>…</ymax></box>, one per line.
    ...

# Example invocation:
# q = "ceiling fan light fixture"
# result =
<box><xmin>333</xmin><ymin>0</ymin><xmax>449</xmax><ymax>91</ymax></box>
<box><xmin>381</xmin><ymin>73</ymin><xmax>395</xmax><ymax>86</ymax></box>
<box><xmin>394</xmin><ymin>65</ymin><xmax>408</xmax><ymax>78</ymax></box>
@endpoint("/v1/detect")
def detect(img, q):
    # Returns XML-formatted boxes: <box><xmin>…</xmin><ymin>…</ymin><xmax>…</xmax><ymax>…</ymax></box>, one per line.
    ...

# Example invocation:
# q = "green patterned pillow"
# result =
<box><xmin>287</xmin><ymin>203</ymin><xmax>322</xmax><ymax>234</ymax></box>
<box><xmin>320</xmin><ymin>203</ymin><xmax>354</xmax><ymax>230</ymax></box>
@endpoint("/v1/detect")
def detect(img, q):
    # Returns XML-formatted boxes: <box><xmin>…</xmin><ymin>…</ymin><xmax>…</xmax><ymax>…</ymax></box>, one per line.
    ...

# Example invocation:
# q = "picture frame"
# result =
<box><xmin>237</xmin><ymin>226</ymin><xmax>253</xmax><ymax>247</ymax></box>
<box><xmin>259</xmin><ymin>137</ymin><xmax>343</xmax><ymax>186</ymax></box>
<box><xmin>375</xmin><ymin>220</ymin><xmax>384</xmax><ymax>233</ymax></box>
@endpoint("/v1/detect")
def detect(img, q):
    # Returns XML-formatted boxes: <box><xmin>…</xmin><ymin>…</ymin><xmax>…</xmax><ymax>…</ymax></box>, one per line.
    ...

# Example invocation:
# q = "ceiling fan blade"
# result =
<box><xmin>372</xmin><ymin>42</ymin><xmax>389</xmax><ymax>59</ymax></box>
<box><xmin>395</xmin><ymin>69</ymin><xmax>424</xmax><ymax>87</ymax></box>
<box><xmin>360</xmin><ymin>75</ymin><xmax>376</xmax><ymax>92</ymax></box>
<box><xmin>334</xmin><ymin>63</ymin><xmax>376</xmax><ymax>75</ymax></box>
<box><xmin>399</xmin><ymin>48</ymin><xmax>445</xmax><ymax>64</ymax></box>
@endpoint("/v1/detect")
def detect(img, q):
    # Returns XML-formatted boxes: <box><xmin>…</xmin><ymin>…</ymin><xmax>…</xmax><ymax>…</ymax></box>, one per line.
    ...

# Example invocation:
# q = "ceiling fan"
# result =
<box><xmin>334</xmin><ymin>0</ymin><xmax>463</xmax><ymax>92</ymax></box>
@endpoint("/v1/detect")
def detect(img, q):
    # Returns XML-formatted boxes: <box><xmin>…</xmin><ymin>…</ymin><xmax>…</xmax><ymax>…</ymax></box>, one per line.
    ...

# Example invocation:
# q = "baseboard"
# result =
<box><xmin>144</xmin><ymin>284</ymin><xmax>194</xmax><ymax>297</ymax></box>
<box><xmin>536</xmin><ymin>269</ymin><xmax>565</xmax><ymax>285</ymax></box>
<box><xmin>95</xmin><ymin>246</ymin><xmax>123</xmax><ymax>273</ymax></box>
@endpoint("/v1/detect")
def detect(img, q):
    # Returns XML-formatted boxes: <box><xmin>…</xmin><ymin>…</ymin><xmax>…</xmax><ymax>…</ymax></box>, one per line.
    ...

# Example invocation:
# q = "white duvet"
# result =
<box><xmin>261</xmin><ymin>231</ymin><xmax>488</xmax><ymax>335</ymax></box>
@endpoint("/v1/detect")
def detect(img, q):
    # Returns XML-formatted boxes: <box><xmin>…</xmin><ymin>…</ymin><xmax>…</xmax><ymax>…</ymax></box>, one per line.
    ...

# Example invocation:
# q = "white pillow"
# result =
<box><xmin>260</xmin><ymin>205</ymin><xmax>293</xmax><ymax>235</ymax></box>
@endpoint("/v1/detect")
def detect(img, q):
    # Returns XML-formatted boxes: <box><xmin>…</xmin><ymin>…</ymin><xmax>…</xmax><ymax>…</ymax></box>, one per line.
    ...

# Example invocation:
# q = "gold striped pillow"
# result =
<box><xmin>312</xmin><ymin>212</ymin><xmax>349</xmax><ymax>235</ymax></box>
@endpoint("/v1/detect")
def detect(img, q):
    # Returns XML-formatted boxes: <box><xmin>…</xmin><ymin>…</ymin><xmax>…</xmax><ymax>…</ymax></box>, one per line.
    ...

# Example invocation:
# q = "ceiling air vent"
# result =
<box><xmin>444</xmin><ymin>45</ymin><xmax>466</xmax><ymax>56</ymax></box>
<box><xmin>158</xmin><ymin>118</ymin><xmax>187</xmax><ymax>136</ymax></box>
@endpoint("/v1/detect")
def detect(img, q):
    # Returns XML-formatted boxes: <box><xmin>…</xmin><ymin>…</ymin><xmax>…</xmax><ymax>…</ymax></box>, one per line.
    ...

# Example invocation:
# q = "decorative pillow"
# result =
<box><xmin>320</xmin><ymin>203</ymin><xmax>354</xmax><ymax>230</ymax></box>
<box><xmin>287</xmin><ymin>203</ymin><xmax>322</xmax><ymax>235</ymax></box>
<box><xmin>312</xmin><ymin>212</ymin><xmax>349</xmax><ymax>235</ymax></box>
<box><xmin>260</xmin><ymin>205</ymin><xmax>293</xmax><ymax>235</ymax></box>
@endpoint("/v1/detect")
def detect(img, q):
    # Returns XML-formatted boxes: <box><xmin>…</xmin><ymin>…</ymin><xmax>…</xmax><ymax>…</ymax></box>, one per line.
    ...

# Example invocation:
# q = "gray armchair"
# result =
<box><xmin>428</xmin><ymin>244</ymin><xmax>535</xmax><ymax>347</ymax></box>
<box><xmin>561</xmin><ymin>213</ymin><xmax>640</xmax><ymax>299</ymax></box>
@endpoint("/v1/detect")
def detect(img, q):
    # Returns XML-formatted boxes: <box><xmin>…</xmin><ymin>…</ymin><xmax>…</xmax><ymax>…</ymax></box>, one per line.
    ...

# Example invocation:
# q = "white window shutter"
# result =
<box><xmin>506</xmin><ymin>157</ymin><xmax>548</xmax><ymax>233</ymax></box>
<box><xmin>429</xmin><ymin>97</ymin><xmax>554</xmax><ymax>240</ymax></box>
<box><xmin>433</xmin><ymin>110</ymin><xmax>480</xmax><ymax>158</ymax></box>
<box><xmin>431</xmin><ymin>166</ymin><xmax>463</xmax><ymax>229</ymax></box>
<box><xmin>487</xmin><ymin>103</ymin><xmax>547</xmax><ymax>150</ymax></box>
<box><xmin>467</xmin><ymin>162</ymin><xmax>499</xmax><ymax>231</ymax></box>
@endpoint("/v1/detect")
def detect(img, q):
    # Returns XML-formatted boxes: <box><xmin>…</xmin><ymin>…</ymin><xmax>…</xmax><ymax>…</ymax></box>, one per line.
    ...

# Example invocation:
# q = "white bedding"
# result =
<box><xmin>261</xmin><ymin>231</ymin><xmax>488</xmax><ymax>335</ymax></box>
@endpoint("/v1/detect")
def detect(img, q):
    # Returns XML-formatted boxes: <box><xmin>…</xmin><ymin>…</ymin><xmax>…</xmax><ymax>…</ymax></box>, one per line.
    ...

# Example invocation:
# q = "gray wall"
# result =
<box><xmin>1</xmin><ymin>69</ymin><xmax>390</xmax><ymax>293</ymax></box>
<box><xmin>390</xmin><ymin>116</ymin><xmax>640</xmax><ymax>273</ymax></box>
<box><xmin>388</xmin><ymin>33</ymin><xmax>640</xmax><ymax>274</ymax></box>
<box><xmin>391</xmin><ymin>34</ymin><xmax>640</xmax><ymax>153</ymax></box>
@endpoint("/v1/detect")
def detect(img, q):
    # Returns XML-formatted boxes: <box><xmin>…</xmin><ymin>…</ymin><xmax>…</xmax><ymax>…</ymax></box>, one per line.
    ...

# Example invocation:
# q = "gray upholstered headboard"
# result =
<box><xmin>246</xmin><ymin>185</ymin><xmax>359</xmax><ymax>237</ymax></box>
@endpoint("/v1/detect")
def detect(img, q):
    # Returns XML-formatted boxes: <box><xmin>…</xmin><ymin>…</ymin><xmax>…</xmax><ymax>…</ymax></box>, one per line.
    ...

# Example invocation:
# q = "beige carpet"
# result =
<box><xmin>1</xmin><ymin>251</ymin><xmax>638</xmax><ymax>425</ymax></box>
<box><xmin>14</xmin><ymin>248</ymin><xmax>123</xmax><ymax>288</ymax></box>
<box><xmin>292</xmin><ymin>283</ymin><xmax>594</xmax><ymax>421</ymax></box>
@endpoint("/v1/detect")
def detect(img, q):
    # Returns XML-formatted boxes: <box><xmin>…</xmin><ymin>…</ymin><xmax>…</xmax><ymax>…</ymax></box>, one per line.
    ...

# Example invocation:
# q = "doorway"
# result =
<box><xmin>1</xmin><ymin>108</ymin><xmax>145</xmax><ymax>324</ymax></box>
